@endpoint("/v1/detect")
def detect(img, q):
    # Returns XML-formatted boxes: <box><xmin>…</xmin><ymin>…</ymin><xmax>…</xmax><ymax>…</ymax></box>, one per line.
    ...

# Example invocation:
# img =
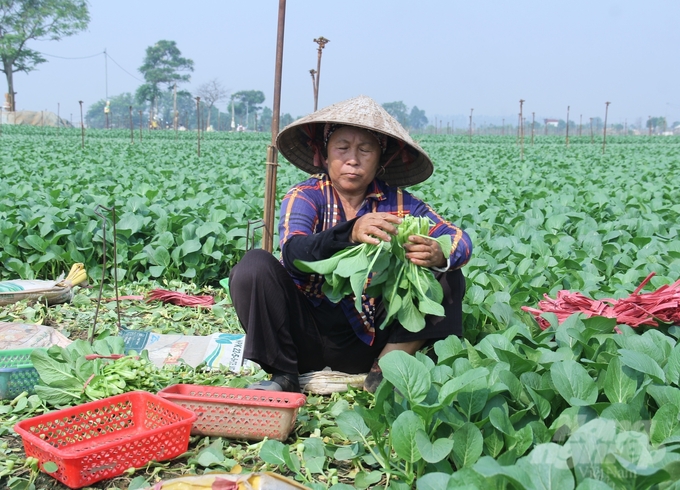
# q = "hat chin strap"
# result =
<box><xmin>380</xmin><ymin>139</ymin><xmax>414</xmax><ymax>177</ymax></box>
<box><xmin>302</xmin><ymin>124</ymin><xmax>326</xmax><ymax>168</ymax></box>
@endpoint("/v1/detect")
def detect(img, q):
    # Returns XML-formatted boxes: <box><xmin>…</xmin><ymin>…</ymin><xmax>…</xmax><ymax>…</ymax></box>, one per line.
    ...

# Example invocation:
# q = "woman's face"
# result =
<box><xmin>325</xmin><ymin>126</ymin><xmax>381</xmax><ymax>197</ymax></box>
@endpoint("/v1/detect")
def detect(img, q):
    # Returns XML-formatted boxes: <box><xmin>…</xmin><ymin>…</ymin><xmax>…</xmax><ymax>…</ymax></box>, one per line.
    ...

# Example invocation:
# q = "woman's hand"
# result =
<box><xmin>403</xmin><ymin>235</ymin><xmax>448</xmax><ymax>268</ymax></box>
<box><xmin>352</xmin><ymin>212</ymin><xmax>402</xmax><ymax>245</ymax></box>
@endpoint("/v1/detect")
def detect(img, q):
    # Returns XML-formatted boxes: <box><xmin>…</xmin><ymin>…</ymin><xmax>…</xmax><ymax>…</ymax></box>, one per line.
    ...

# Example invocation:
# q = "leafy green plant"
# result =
<box><xmin>256</xmin><ymin>316</ymin><xmax>680</xmax><ymax>488</ymax></box>
<box><xmin>4</xmin><ymin>127</ymin><xmax>680</xmax><ymax>488</ymax></box>
<box><xmin>296</xmin><ymin>215</ymin><xmax>451</xmax><ymax>332</ymax></box>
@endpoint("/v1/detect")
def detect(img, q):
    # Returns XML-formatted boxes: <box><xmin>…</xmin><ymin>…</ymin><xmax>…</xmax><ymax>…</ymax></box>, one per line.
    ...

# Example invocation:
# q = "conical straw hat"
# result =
<box><xmin>276</xmin><ymin>95</ymin><xmax>433</xmax><ymax>187</ymax></box>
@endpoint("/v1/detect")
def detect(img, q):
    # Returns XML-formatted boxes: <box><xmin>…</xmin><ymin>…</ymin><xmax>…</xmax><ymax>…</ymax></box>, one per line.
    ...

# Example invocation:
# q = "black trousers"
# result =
<box><xmin>229</xmin><ymin>249</ymin><xmax>465</xmax><ymax>375</ymax></box>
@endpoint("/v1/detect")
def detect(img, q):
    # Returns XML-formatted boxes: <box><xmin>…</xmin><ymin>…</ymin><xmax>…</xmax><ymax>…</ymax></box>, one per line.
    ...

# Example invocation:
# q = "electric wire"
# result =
<box><xmin>38</xmin><ymin>51</ymin><xmax>103</xmax><ymax>60</ymax></box>
<box><xmin>37</xmin><ymin>50</ymin><xmax>144</xmax><ymax>83</ymax></box>
<box><xmin>105</xmin><ymin>52</ymin><xmax>144</xmax><ymax>83</ymax></box>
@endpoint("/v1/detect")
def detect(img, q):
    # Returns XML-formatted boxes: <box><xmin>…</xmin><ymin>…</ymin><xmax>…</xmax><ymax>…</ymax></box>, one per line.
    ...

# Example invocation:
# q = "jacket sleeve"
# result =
<box><xmin>281</xmin><ymin>220</ymin><xmax>357</xmax><ymax>276</ymax></box>
<box><xmin>278</xmin><ymin>180</ymin><xmax>357</xmax><ymax>276</ymax></box>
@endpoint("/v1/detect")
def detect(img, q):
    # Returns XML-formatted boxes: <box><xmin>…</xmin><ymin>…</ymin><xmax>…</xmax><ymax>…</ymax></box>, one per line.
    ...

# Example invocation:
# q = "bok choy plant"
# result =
<box><xmin>295</xmin><ymin>216</ymin><xmax>452</xmax><ymax>332</ymax></box>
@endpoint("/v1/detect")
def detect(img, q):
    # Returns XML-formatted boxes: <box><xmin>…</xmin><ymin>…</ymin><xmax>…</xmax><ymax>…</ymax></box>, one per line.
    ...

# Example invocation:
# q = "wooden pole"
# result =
<box><xmin>519</xmin><ymin>100</ymin><xmax>525</xmax><ymax>159</ymax></box>
<box><xmin>262</xmin><ymin>0</ymin><xmax>287</xmax><ymax>252</ymax></box>
<box><xmin>173</xmin><ymin>83</ymin><xmax>178</xmax><ymax>133</ymax></box>
<box><xmin>468</xmin><ymin>108</ymin><xmax>473</xmax><ymax>142</ymax></box>
<box><xmin>129</xmin><ymin>106</ymin><xmax>134</xmax><ymax>144</ymax></box>
<box><xmin>79</xmin><ymin>101</ymin><xmax>85</xmax><ymax>149</ymax></box>
<box><xmin>313</xmin><ymin>36</ymin><xmax>329</xmax><ymax>111</ymax></box>
<box><xmin>195</xmin><ymin>97</ymin><xmax>201</xmax><ymax>157</ymax></box>
<box><xmin>602</xmin><ymin>101</ymin><xmax>610</xmax><ymax>154</ymax></box>
<box><xmin>310</xmin><ymin>69</ymin><xmax>317</xmax><ymax>110</ymax></box>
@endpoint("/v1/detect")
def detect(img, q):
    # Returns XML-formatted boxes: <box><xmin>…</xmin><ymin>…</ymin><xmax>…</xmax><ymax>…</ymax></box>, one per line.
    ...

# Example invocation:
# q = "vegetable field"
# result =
<box><xmin>2</xmin><ymin>126</ymin><xmax>680</xmax><ymax>489</ymax></box>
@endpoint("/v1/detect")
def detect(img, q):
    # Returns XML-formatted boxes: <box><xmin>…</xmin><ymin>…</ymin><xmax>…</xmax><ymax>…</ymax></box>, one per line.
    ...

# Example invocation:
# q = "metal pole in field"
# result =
<box><xmin>104</xmin><ymin>48</ymin><xmax>108</xmax><ymax>100</ymax></box>
<box><xmin>602</xmin><ymin>101</ymin><xmax>610</xmax><ymax>154</ymax></box>
<box><xmin>262</xmin><ymin>0</ymin><xmax>286</xmax><ymax>252</ymax></box>
<box><xmin>79</xmin><ymin>101</ymin><xmax>85</xmax><ymax>149</ymax></box>
<box><xmin>519</xmin><ymin>99</ymin><xmax>525</xmax><ymax>159</ymax></box>
<box><xmin>173</xmin><ymin>83</ymin><xmax>178</xmax><ymax>133</ymax></box>
<box><xmin>313</xmin><ymin>36</ymin><xmax>329</xmax><ymax>111</ymax></box>
<box><xmin>566</xmin><ymin>106</ymin><xmax>570</xmax><ymax>147</ymax></box>
<box><xmin>230</xmin><ymin>96</ymin><xmax>235</xmax><ymax>131</ymax></box>
<box><xmin>195</xmin><ymin>97</ymin><xmax>201</xmax><ymax>157</ymax></box>
<box><xmin>310</xmin><ymin>69</ymin><xmax>317</xmax><ymax>110</ymax></box>
<box><xmin>129</xmin><ymin>106</ymin><xmax>134</xmax><ymax>144</ymax></box>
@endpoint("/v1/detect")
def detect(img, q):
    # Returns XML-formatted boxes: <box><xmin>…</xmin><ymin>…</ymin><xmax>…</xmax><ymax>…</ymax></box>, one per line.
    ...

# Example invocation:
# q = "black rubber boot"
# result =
<box><xmin>272</xmin><ymin>373</ymin><xmax>301</xmax><ymax>393</ymax></box>
<box><xmin>363</xmin><ymin>359</ymin><xmax>384</xmax><ymax>394</ymax></box>
<box><xmin>249</xmin><ymin>372</ymin><xmax>300</xmax><ymax>393</ymax></box>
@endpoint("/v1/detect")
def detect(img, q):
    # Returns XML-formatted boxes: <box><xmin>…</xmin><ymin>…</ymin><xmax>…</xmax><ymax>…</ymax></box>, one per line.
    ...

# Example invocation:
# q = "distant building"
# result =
<box><xmin>0</xmin><ymin>110</ymin><xmax>72</xmax><ymax>127</ymax></box>
<box><xmin>544</xmin><ymin>119</ymin><xmax>559</xmax><ymax>127</ymax></box>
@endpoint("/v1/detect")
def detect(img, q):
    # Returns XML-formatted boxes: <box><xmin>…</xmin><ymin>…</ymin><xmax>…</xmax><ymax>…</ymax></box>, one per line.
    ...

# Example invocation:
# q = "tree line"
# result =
<box><xmin>1</xmin><ymin>1</ymin><xmax>430</xmax><ymax>132</ymax></box>
<box><xmin>85</xmin><ymin>40</ymin><xmax>292</xmax><ymax>131</ymax></box>
<box><xmin>0</xmin><ymin>1</ymin><xmax>294</xmax><ymax>131</ymax></box>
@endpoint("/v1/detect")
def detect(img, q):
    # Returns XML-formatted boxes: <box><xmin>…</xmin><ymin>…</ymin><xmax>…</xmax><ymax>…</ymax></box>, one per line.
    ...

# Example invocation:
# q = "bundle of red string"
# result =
<box><xmin>146</xmin><ymin>289</ymin><xmax>215</xmax><ymax>307</ymax></box>
<box><xmin>522</xmin><ymin>272</ymin><xmax>680</xmax><ymax>330</ymax></box>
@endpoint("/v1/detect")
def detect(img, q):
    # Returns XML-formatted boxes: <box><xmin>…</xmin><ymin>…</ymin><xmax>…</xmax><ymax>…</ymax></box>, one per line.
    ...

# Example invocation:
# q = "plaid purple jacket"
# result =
<box><xmin>278</xmin><ymin>173</ymin><xmax>472</xmax><ymax>345</ymax></box>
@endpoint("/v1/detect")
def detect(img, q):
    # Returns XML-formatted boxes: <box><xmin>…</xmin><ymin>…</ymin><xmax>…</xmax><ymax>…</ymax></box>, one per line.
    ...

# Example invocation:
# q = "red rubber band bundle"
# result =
<box><xmin>147</xmin><ymin>289</ymin><xmax>215</xmax><ymax>307</ymax></box>
<box><xmin>522</xmin><ymin>272</ymin><xmax>680</xmax><ymax>330</ymax></box>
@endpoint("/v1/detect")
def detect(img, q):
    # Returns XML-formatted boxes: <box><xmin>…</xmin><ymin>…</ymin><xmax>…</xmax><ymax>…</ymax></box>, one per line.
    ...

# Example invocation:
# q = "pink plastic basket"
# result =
<box><xmin>157</xmin><ymin>384</ymin><xmax>306</xmax><ymax>441</ymax></box>
<box><xmin>14</xmin><ymin>391</ymin><xmax>197</xmax><ymax>489</ymax></box>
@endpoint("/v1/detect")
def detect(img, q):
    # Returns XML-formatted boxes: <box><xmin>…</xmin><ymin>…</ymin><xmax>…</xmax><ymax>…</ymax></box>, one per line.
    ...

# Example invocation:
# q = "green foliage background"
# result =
<box><xmin>2</xmin><ymin>126</ymin><xmax>680</xmax><ymax>488</ymax></box>
<box><xmin>2</xmin><ymin>127</ymin><xmax>679</xmax><ymax>338</ymax></box>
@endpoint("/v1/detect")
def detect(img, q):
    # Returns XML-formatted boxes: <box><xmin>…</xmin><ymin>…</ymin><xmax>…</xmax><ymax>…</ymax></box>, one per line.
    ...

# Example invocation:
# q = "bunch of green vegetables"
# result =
<box><xmin>295</xmin><ymin>215</ymin><xmax>451</xmax><ymax>332</ymax></box>
<box><xmin>30</xmin><ymin>337</ymin><xmax>174</xmax><ymax>405</ymax></box>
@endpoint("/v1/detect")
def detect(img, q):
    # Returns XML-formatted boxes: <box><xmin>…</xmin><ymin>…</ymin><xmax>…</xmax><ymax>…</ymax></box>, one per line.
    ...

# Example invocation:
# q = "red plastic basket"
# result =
<box><xmin>13</xmin><ymin>391</ymin><xmax>197</xmax><ymax>489</ymax></box>
<box><xmin>157</xmin><ymin>384</ymin><xmax>306</xmax><ymax>441</ymax></box>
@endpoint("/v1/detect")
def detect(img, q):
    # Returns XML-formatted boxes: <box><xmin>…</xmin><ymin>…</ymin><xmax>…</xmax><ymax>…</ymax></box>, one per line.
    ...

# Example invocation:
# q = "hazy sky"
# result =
<box><xmin>8</xmin><ymin>0</ymin><xmax>680</xmax><ymax>127</ymax></box>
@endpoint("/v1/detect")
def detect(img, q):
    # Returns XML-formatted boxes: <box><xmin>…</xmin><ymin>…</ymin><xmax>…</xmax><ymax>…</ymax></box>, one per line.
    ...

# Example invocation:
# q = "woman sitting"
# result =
<box><xmin>229</xmin><ymin>95</ymin><xmax>472</xmax><ymax>393</ymax></box>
